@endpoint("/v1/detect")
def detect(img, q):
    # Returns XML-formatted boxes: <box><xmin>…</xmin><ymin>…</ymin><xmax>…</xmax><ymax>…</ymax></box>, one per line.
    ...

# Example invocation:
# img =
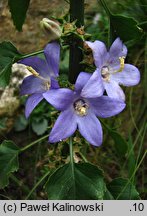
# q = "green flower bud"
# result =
<box><xmin>40</xmin><ymin>18</ymin><xmax>62</xmax><ymax>41</ymax></box>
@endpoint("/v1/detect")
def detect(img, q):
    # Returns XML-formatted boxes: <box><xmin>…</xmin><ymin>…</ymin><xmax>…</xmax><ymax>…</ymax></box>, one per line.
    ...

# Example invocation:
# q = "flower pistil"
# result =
<box><xmin>27</xmin><ymin>66</ymin><xmax>39</xmax><ymax>77</ymax></box>
<box><xmin>114</xmin><ymin>56</ymin><xmax>125</xmax><ymax>73</ymax></box>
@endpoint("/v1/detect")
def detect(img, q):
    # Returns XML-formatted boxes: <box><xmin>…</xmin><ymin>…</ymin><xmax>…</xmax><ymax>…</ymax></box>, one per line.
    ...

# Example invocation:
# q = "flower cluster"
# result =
<box><xmin>20</xmin><ymin>38</ymin><xmax>140</xmax><ymax>146</ymax></box>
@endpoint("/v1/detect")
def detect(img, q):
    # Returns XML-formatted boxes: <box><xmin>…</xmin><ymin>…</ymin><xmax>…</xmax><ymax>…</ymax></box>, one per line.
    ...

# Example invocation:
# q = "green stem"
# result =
<box><xmin>144</xmin><ymin>38</ymin><xmax>147</xmax><ymax>99</ymax></box>
<box><xmin>79</xmin><ymin>152</ymin><xmax>88</xmax><ymax>162</ymax></box>
<box><xmin>0</xmin><ymin>194</ymin><xmax>11</xmax><ymax>200</ymax></box>
<box><xmin>69</xmin><ymin>136</ymin><xmax>74</xmax><ymax>166</ymax></box>
<box><xmin>98</xmin><ymin>0</ymin><xmax>113</xmax><ymax>46</ymax></box>
<box><xmin>10</xmin><ymin>174</ymin><xmax>30</xmax><ymax>194</ymax></box>
<box><xmin>121</xmin><ymin>125</ymin><xmax>144</xmax><ymax>172</ymax></box>
<box><xmin>98</xmin><ymin>0</ymin><xmax>111</xmax><ymax>17</ymax></box>
<box><xmin>69</xmin><ymin>136</ymin><xmax>76</xmax><ymax>197</ymax></box>
<box><xmin>20</xmin><ymin>50</ymin><xmax>44</xmax><ymax>59</ymax></box>
<box><xmin>20</xmin><ymin>134</ymin><xmax>49</xmax><ymax>152</ymax></box>
<box><xmin>116</xmin><ymin>150</ymin><xmax>147</xmax><ymax>200</ymax></box>
<box><xmin>69</xmin><ymin>0</ymin><xmax>84</xmax><ymax>83</ymax></box>
<box><xmin>25</xmin><ymin>170</ymin><xmax>50</xmax><ymax>200</ymax></box>
<box><xmin>129</xmin><ymin>88</ymin><xmax>140</xmax><ymax>135</ymax></box>
<box><xmin>33</xmin><ymin>141</ymin><xmax>41</xmax><ymax>198</ymax></box>
<box><xmin>135</xmin><ymin>124</ymin><xmax>147</xmax><ymax>169</ymax></box>
<box><xmin>10</xmin><ymin>174</ymin><xmax>22</xmax><ymax>186</ymax></box>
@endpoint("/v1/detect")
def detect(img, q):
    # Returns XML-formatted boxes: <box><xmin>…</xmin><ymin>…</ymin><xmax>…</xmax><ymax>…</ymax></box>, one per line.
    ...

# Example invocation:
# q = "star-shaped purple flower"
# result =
<box><xmin>43</xmin><ymin>72</ymin><xmax>126</xmax><ymax>146</ymax></box>
<box><xmin>83</xmin><ymin>38</ymin><xmax>140</xmax><ymax>100</ymax></box>
<box><xmin>20</xmin><ymin>42</ymin><xmax>60</xmax><ymax>118</ymax></box>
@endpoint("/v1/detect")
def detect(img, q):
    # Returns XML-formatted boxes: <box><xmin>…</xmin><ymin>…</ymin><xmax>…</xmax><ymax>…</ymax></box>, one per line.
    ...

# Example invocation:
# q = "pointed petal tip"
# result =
<box><xmin>77</xmin><ymin>112</ymin><xmax>103</xmax><ymax>147</ymax></box>
<box><xmin>48</xmin><ymin>136</ymin><xmax>55</xmax><ymax>143</ymax></box>
<box><xmin>112</xmin><ymin>64</ymin><xmax>140</xmax><ymax>87</ymax></box>
<box><xmin>104</xmin><ymin>80</ymin><xmax>126</xmax><ymax>101</ymax></box>
<box><xmin>75</xmin><ymin>71</ymin><xmax>92</xmax><ymax>92</ymax></box>
<box><xmin>90</xmin><ymin>140</ymin><xmax>103</xmax><ymax>147</ymax></box>
<box><xmin>25</xmin><ymin>110</ymin><xmax>30</xmax><ymax>119</ymax></box>
<box><xmin>48</xmin><ymin>135</ymin><xmax>56</xmax><ymax>144</ymax></box>
<box><xmin>20</xmin><ymin>89</ymin><xmax>25</xmax><ymax>96</ymax></box>
<box><xmin>81</xmin><ymin>69</ymin><xmax>104</xmax><ymax>98</ymax></box>
<box><xmin>24</xmin><ymin>94</ymin><xmax>43</xmax><ymax>119</ymax></box>
<box><xmin>48</xmin><ymin>109</ymin><xmax>77</xmax><ymax>143</ymax></box>
<box><xmin>44</xmin><ymin>41</ymin><xmax>60</xmax><ymax>77</ymax></box>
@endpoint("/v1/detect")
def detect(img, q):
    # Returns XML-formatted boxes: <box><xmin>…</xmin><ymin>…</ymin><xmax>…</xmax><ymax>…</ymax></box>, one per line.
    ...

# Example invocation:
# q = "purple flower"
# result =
<box><xmin>84</xmin><ymin>38</ymin><xmax>140</xmax><ymax>100</ymax></box>
<box><xmin>20</xmin><ymin>42</ymin><xmax>60</xmax><ymax>118</ymax></box>
<box><xmin>43</xmin><ymin>72</ymin><xmax>126</xmax><ymax>146</ymax></box>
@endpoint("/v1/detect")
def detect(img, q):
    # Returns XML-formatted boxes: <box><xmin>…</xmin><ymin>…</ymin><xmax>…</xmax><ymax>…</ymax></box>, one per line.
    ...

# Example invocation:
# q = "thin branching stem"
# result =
<box><xmin>20</xmin><ymin>134</ymin><xmax>49</xmax><ymax>152</ymax></box>
<box><xmin>116</xmin><ymin>150</ymin><xmax>147</xmax><ymax>200</ymax></box>
<box><xmin>69</xmin><ymin>136</ymin><xmax>74</xmax><ymax>169</ymax></box>
<box><xmin>69</xmin><ymin>137</ymin><xmax>76</xmax><ymax>197</ymax></box>
<box><xmin>25</xmin><ymin>170</ymin><xmax>50</xmax><ymax>200</ymax></box>
<box><xmin>20</xmin><ymin>50</ymin><xmax>44</xmax><ymax>59</ymax></box>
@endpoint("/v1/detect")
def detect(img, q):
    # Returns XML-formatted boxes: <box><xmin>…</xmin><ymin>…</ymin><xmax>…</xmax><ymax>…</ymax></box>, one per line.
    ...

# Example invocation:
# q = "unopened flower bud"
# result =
<box><xmin>40</xmin><ymin>18</ymin><xmax>62</xmax><ymax>41</ymax></box>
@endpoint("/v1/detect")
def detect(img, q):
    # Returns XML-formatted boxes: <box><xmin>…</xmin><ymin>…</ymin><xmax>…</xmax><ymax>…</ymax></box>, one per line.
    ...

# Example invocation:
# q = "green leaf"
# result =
<box><xmin>0</xmin><ymin>140</ymin><xmax>20</xmax><ymax>189</ymax></box>
<box><xmin>98</xmin><ymin>0</ymin><xmax>142</xmax><ymax>42</ymax></box>
<box><xmin>109</xmin><ymin>130</ymin><xmax>128</xmax><ymax>157</ymax></box>
<box><xmin>0</xmin><ymin>62</ymin><xmax>12</xmax><ymax>88</ymax></box>
<box><xmin>110</xmin><ymin>14</ymin><xmax>142</xmax><ymax>42</ymax></box>
<box><xmin>14</xmin><ymin>115</ymin><xmax>28</xmax><ymax>132</ymax></box>
<box><xmin>0</xmin><ymin>41</ymin><xmax>21</xmax><ymax>57</ymax></box>
<box><xmin>103</xmin><ymin>188</ymin><xmax>114</xmax><ymax>200</ymax></box>
<box><xmin>107</xmin><ymin>177</ymin><xmax>140</xmax><ymax>200</ymax></box>
<box><xmin>32</xmin><ymin>118</ymin><xmax>48</xmax><ymax>135</ymax></box>
<box><xmin>8</xmin><ymin>0</ymin><xmax>30</xmax><ymax>31</ymax></box>
<box><xmin>45</xmin><ymin>162</ymin><xmax>106</xmax><ymax>200</ymax></box>
<box><xmin>0</xmin><ymin>41</ymin><xmax>22</xmax><ymax>87</ymax></box>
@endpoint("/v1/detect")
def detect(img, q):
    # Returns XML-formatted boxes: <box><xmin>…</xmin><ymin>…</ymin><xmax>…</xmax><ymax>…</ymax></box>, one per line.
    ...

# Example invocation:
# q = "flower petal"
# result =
<box><xmin>43</xmin><ymin>88</ymin><xmax>74</xmax><ymax>111</ymax></box>
<box><xmin>86</xmin><ymin>40</ymin><xmax>108</xmax><ymax>68</ymax></box>
<box><xmin>89</xmin><ymin>96</ymin><xmax>126</xmax><ymax>118</ymax></box>
<box><xmin>49</xmin><ymin>108</ymin><xmax>77</xmax><ymax>143</ymax></box>
<box><xmin>77</xmin><ymin>111</ymin><xmax>102</xmax><ymax>146</ymax></box>
<box><xmin>74</xmin><ymin>72</ymin><xmax>92</xmax><ymax>92</ymax></box>
<box><xmin>19</xmin><ymin>56</ymin><xmax>49</xmax><ymax>78</ymax></box>
<box><xmin>104</xmin><ymin>80</ymin><xmax>126</xmax><ymax>101</ymax></box>
<box><xmin>81</xmin><ymin>69</ymin><xmax>104</xmax><ymax>98</ymax></box>
<box><xmin>108</xmin><ymin>38</ymin><xmax>127</xmax><ymax>65</ymax></box>
<box><xmin>111</xmin><ymin>64</ymin><xmax>140</xmax><ymax>86</ymax></box>
<box><xmin>20</xmin><ymin>75</ymin><xmax>45</xmax><ymax>95</ymax></box>
<box><xmin>44</xmin><ymin>42</ymin><xmax>60</xmax><ymax>77</ymax></box>
<box><xmin>25</xmin><ymin>93</ymin><xmax>43</xmax><ymax>118</ymax></box>
<box><xmin>50</xmin><ymin>77</ymin><xmax>59</xmax><ymax>89</ymax></box>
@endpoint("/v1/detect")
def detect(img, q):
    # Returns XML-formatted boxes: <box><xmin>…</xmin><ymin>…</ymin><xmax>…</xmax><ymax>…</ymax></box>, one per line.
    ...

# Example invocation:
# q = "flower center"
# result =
<box><xmin>101</xmin><ymin>56</ymin><xmax>125</xmax><ymax>82</ymax></box>
<box><xmin>101</xmin><ymin>66</ymin><xmax>110</xmax><ymax>82</ymax></box>
<box><xmin>44</xmin><ymin>81</ymin><xmax>51</xmax><ymax>90</ymax></box>
<box><xmin>74</xmin><ymin>99</ymin><xmax>89</xmax><ymax>116</ymax></box>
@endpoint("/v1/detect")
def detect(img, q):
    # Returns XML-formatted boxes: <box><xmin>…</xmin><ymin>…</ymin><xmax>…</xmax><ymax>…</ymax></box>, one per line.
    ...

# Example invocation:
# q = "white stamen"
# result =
<box><xmin>26</xmin><ymin>66</ymin><xmax>51</xmax><ymax>91</ymax></box>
